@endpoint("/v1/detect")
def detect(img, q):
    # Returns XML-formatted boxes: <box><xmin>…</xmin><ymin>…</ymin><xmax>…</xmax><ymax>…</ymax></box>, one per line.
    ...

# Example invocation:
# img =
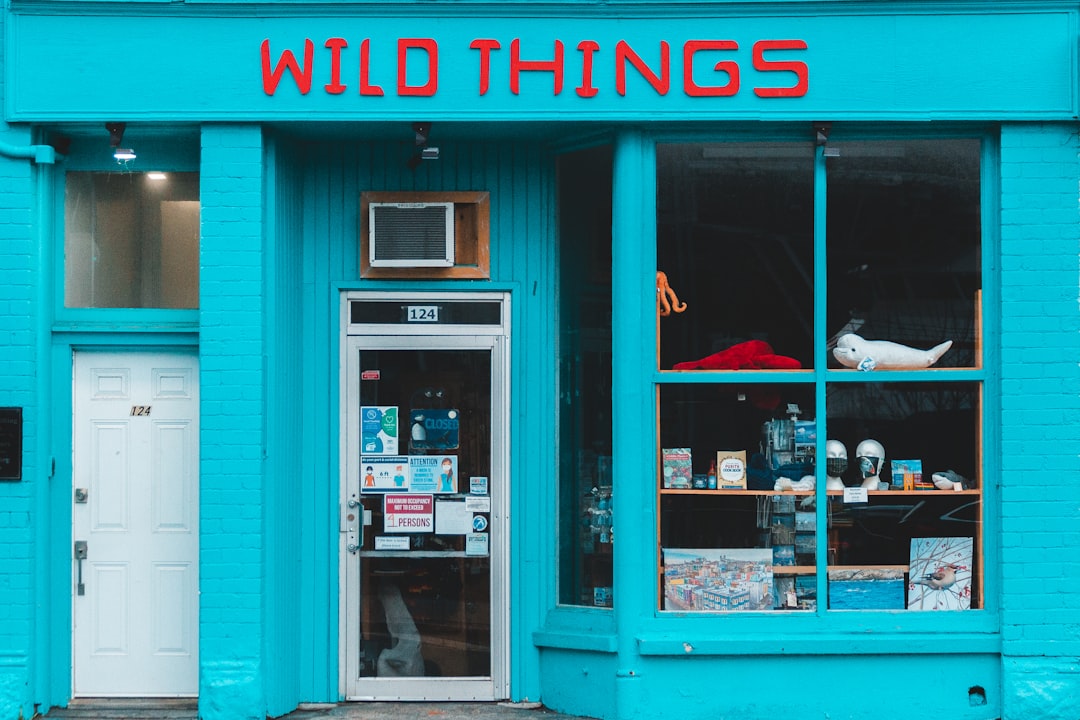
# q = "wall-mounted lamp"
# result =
<box><xmin>106</xmin><ymin>122</ymin><xmax>126</xmax><ymax>147</ymax></box>
<box><xmin>106</xmin><ymin>122</ymin><xmax>136</xmax><ymax>162</ymax></box>
<box><xmin>414</xmin><ymin>122</ymin><xmax>431</xmax><ymax>147</ymax></box>
<box><xmin>814</xmin><ymin>121</ymin><xmax>840</xmax><ymax>157</ymax></box>
<box><xmin>407</xmin><ymin>121</ymin><xmax>439</xmax><ymax>169</ymax></box>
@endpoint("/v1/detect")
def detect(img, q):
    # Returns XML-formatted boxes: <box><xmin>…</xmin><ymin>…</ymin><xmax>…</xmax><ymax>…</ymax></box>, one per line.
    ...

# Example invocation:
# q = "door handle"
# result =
<box><xmin>74</xmin><ymin>541</ymin><xmax>87</xmax><ymax>596</ymax></box>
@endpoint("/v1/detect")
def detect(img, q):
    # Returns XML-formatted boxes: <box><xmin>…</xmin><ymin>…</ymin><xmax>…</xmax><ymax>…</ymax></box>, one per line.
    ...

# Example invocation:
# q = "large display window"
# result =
<box><xmin>655</xmin><ymin>136</ymin><xmax>985</xmax><ymax>613</ymax></box>
<box><xmin>558</xmin><ymin>145</ymin><xmax>614</xmax><ymax>608</ymax></box>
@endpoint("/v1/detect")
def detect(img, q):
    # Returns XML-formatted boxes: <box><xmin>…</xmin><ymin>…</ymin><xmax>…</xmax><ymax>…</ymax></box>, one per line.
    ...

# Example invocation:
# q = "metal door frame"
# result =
<box><xmin>339</xmin><ymin>291</ymin><xmax>511</xmax><ymax>701</ymax></box>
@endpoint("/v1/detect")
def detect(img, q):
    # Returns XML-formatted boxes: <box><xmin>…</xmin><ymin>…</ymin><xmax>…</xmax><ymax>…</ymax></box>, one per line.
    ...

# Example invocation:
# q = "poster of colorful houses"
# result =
<box><xmin>662</xmin><ymin>548</ymin><xmax>774</xmax><ymax>612</ymax></box>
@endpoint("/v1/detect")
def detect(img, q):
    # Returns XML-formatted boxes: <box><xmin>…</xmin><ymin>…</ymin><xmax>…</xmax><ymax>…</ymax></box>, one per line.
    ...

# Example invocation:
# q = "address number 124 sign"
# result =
<box><xmin>407</xmin><ymin>305</ymin><xmax>439</xmax><ymax>322</ymax></box>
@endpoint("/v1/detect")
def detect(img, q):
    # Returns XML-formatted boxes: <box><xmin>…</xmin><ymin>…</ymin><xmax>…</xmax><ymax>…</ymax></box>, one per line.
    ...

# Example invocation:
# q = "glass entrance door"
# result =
<box><xmin>342</xmin><ymin>293</ymin><xmax>509</xmax><ymax>701</ymax></box>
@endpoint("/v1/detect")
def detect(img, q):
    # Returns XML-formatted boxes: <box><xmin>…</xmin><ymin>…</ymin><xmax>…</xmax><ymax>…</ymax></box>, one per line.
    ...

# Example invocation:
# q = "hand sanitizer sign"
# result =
<box><xmin>361</xmin><ymin>406</ymin><xmax>399</xmax><ymax>455</ymax></box>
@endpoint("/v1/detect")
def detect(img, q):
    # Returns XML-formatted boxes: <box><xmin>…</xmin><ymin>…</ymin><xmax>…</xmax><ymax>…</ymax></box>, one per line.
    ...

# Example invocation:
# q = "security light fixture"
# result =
<box><xmin>814</xmin><ymin>121</ymin><xmax>831</xmax><ymax>146</ymax></box>
<box><xmin>413</xmin><ymin>122</ymin><xmax>432</xmax><ymax>146</ymax></box>
<box><xmin>106</xmin><ymin>122</ymin><xmax>126</xmax><ymax>148</ymax></box>
<box><xmin>106</xmin><ymin>122</ymin><xmax>135</xmax><ymax>162</ymax></box>
<box><xmin>407</xmin><ymin>121</ymin><xmax>439</xmax><ymax>169</ymax></box>
<box><xmin>814</xmin><ymin>121</ymin><xmax>840</xmax><ymax>157</ymax></box>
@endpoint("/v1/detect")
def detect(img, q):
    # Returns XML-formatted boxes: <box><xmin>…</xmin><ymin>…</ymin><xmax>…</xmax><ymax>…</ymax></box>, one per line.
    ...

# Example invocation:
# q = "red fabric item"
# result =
<box><xmin>672</xmin><ymin>339</ymin><xmax>802</xmax><ymax>371</ymax></box>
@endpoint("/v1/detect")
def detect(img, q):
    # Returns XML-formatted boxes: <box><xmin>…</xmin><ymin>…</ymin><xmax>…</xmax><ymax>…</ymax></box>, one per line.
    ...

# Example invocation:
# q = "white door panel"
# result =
<box><xmin>73</xmin><ymin>351</ymin><xmax>199</xmax><ymax>697</ymax></box>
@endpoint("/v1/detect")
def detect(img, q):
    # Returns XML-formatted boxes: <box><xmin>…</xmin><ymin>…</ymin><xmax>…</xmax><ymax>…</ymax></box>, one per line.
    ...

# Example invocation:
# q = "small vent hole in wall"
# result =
<box><xmin>968</xmin><ymin>685</ymin><xmax>987</xmax><ymax>706</ymax></box>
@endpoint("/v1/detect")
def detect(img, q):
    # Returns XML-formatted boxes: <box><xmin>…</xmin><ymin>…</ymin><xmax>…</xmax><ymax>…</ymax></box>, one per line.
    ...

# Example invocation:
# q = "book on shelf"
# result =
<box><xmin>661</xmin><ymin>448</ymin><xmax>693</xmax><ymax>489</ymax></box>
<box><xmin>890</xmin><ymin>459</ymin><xmax>923</xmax><ymax>490</ymax></box>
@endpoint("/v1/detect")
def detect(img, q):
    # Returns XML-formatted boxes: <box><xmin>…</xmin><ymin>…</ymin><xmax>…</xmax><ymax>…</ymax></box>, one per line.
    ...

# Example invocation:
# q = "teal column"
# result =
<box><xmin>610</xmin><ymin>129</ymin><xmax>654</xmax><ymax>720</ymax></box>
<box><xmin>998</xmin><ymin>122</ymin><xmax>1080</xmax><ymax>719</ymax></box>
<box><xmin>0</xmin><ymin>128</ymin><xmax>46</xmax><ymax>719</ymax></box>
<box><xmin>198</xmin><ymin>124</ymin><xmax>268</xmax><ymax>720</ymax></box>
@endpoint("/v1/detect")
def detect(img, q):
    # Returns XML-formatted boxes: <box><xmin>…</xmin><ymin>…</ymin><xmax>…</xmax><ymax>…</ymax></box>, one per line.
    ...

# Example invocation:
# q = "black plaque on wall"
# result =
<box><xmin>0</xmin><ymin>407</ymin><xmax>23</xmax><ymax>481</ymax></box>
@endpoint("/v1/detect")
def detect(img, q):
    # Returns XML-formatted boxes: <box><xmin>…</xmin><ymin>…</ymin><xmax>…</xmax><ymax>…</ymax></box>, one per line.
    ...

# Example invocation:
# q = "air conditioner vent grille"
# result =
<box><xmin>370</xmin><ymin>202</ymin><xmax>454</xmax><ymax>267</ymax></box>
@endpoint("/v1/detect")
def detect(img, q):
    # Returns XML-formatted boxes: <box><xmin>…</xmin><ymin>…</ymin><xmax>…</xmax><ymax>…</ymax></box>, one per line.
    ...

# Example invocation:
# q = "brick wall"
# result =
<box><xmin>998</xmin><ymin>122</ymin><xmax>1080</xmax><ymax>718</ymax></box>
<box><xmin>0</xmin><ymin>25</ymin><xmax>46</xmax><ymax>697</ymax></box>
<box><xmin>198</xmin><ymin>124</ymin><xmax>268</xmax><ymax>720</ymax></box>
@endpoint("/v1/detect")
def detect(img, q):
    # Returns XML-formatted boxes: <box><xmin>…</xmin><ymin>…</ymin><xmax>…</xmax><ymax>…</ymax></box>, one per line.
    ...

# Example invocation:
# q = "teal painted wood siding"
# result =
<box><xmin>249</xmin><ymin>136</ymin><xmax>556</xmax><ymax>713</ymax></box>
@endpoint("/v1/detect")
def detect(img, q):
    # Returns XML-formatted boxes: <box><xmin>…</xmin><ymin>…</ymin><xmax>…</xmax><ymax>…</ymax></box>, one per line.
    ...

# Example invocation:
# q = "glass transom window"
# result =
<box><xmin>64</xmin><ymin>171</ymin><xmax>200</xmax><ymax>309</ymax></box>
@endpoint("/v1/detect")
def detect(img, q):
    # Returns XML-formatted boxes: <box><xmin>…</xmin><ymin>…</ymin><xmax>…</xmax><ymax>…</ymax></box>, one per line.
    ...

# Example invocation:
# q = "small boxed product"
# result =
<box><xmin>890</xmin><ymin>459</ymin><xmax>923</xmax><ymax>490</ymax></box>
<box><xmin>716</xmin><ymin>450</ymin><xmax>747</xmax><ymax>489</ymax></box>
<box><xmin>661</xmin><ymin>448</ymin><xmax>693</xmax><ymax>489</ymax></box>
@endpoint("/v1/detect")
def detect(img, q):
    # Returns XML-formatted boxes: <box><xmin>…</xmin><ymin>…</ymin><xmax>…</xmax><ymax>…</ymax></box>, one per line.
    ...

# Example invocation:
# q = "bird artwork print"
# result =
<box><xmin>907</xmin><ymin>537</ymin><xmax>974</xmax><ymax>610</ymax></box>
<box><xmin>913</xmin><ymin>564</ymin><xmax>959</xmax><ymax>591</ymax></box>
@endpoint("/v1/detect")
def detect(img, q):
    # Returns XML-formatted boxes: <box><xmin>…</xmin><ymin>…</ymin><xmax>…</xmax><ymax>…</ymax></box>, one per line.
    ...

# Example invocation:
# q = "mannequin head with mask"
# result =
<box><xmin>855</xmin><ymin>438</ymin><xmax>886</xmax><ymax>490</ymax></box>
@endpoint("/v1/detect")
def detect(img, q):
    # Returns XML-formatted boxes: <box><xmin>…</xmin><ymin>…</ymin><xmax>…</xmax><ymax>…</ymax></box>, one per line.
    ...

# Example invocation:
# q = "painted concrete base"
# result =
<box><xmin>0</xmin><ymin>661</ymin><xmax>30</xmax><ymax>720</ymax></box>
<box><xmin>199</xmin><ymin>662</ymin><xmax>265</xmax><ymax>720</ymax></box>
<box><xmin>1003</xmin><ymin>657</ymin><xmax>1080</xmax><ymax>719</ymax></box>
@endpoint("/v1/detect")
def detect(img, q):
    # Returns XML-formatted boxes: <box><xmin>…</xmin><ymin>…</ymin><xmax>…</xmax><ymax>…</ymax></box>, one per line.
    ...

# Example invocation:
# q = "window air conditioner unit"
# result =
<box><xmin>369</xmin><ymin>202</ymin><xmax>455</xmax><ymax>268</ymax></box>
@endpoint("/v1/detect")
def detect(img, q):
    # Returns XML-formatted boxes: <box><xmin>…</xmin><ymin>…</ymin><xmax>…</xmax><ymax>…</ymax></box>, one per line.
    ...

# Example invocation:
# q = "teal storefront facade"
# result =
<box><xmin>1</xmin><ymin>2</ymin><xmax>1078</xmax><ymax>719</ymax></box>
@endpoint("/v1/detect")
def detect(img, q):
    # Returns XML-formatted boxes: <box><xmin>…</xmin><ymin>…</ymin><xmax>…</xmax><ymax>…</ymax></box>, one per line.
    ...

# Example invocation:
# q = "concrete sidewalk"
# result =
<box><xmin>281</xmin><ymin>701</ymin><xmax>594</xmax><ymax>720</ymax></box>
<box><xmin>40</xmin><ymin>699</ymin><xmax>597</xmax><ymax>720</ymax></box>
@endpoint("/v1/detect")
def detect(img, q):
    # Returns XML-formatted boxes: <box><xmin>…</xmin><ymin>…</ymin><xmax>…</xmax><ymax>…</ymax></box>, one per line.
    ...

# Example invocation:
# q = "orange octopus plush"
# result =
<box><xmin>656</xmin><ymin>271</ymin><xmax>687</xmax><ymax>317</ymax></box>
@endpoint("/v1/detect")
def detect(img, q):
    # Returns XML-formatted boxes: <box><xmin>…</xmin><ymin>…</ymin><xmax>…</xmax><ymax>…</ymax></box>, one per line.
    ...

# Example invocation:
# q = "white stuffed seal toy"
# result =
<box><xmin>833</xmin><ymin>333</ymin><xmax>953</xmax><ymax>371</ymax></box>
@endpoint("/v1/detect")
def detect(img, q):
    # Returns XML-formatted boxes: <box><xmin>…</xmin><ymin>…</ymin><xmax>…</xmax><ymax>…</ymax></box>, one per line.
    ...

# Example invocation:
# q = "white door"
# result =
<box><xmin>72</xmin><ymin>350</ymin><xmax>199</xmax><ymax>697</ymax></box>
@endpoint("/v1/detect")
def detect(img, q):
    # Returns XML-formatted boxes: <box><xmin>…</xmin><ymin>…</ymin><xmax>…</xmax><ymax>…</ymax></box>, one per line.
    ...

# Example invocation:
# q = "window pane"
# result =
<box><xmin>825</xmin><ymin>381</ymin><xmax>982</xmax><ymax>610</ymax></box>
<box><xmin>826</xmin><ymin>139</ymin><xmax>981</xmax><ymax>368</ymax></box>
<box><xmin>657</xmin><ymin>143</ymin><xmax>815</xmax><ymax>371</ymax></box>
<box><xmin>659</xmin><ymin>383</ymin><xmax>817</xmax><ymax>612</ymax></box>
<box><xmin>824</xmin><ymin>138</ymin><xmax>983</xmax><ymax>611</ymax></box>
<box><xmin>558</xmin><ymin>146</ymin><xmax>614</xmax><ymax>607</ymax></box>
<box><xmin>65</xmin><ymin>171</ymin><xmax>200</xmax><ymax>309</ymax></box>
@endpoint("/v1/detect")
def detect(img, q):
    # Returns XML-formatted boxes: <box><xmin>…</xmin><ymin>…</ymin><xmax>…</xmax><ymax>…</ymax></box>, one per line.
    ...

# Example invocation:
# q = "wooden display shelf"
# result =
<box><xmin>660</xmin><ymin>488</ymin><xmax>813</xmax><ymax>496</ymax></box>
<box><xmin>660</xmin><ymin>488</ymin><xmax>979</xmax><ymax>497</ymax></box>
<box><xmin>772</xmin><ymin>564</ymin><xmax>911</xmax><ymax>574</ymax></box>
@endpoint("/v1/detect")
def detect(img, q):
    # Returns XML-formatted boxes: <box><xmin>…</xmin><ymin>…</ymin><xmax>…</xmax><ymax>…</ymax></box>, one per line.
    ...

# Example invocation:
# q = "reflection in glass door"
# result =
<box><xmin>342</xmin><ymin>293</ymin><xmax>509</xmax><ymax>701</ymax></box>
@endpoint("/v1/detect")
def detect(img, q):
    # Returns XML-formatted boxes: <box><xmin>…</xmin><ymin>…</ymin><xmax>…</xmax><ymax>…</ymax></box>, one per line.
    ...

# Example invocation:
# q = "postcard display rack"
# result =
<box><xmin>657</xmin><ymin>327</ymin><xmax>983</xmax><ymax>614</ymax></box>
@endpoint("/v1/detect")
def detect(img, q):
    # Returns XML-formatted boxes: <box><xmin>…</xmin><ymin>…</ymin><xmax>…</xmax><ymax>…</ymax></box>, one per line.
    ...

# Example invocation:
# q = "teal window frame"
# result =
<box><xmin>610</xmin><ymin>124</ymin><xmax>1000</xmax><ymax>650</ymax></box>
<box><xmin>53</xmin><ymin>131</ymin><xmax>201</xmax><ymax>330</ymax></box>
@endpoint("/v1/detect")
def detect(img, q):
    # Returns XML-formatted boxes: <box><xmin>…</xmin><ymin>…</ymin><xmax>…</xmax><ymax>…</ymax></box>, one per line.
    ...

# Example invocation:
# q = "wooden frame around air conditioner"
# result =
<box><xmin>360</xmin><ymin>191</ymin><xmax>490</xmax><ymax>279</ymax></box>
